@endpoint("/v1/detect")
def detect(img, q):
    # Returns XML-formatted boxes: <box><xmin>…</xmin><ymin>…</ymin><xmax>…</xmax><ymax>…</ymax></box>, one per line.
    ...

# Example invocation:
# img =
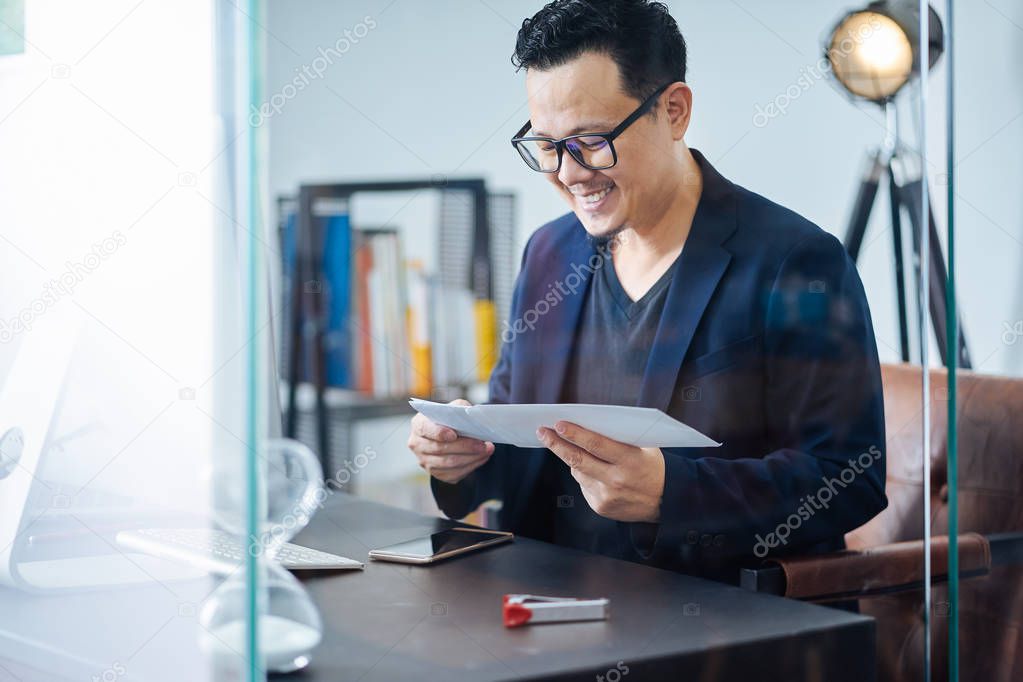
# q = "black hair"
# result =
<box><xmin>512</xmin><ymin>0</ymin><xmax>687</xmax><ymax>102</ymax></box>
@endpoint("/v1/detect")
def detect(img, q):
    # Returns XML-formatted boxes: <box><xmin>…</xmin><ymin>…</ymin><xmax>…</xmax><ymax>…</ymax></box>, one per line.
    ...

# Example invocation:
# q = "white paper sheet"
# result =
<box><xmin>409</xmin><ymin>399</ymin><xmax>721</xmax><ymax>449</ymax></box>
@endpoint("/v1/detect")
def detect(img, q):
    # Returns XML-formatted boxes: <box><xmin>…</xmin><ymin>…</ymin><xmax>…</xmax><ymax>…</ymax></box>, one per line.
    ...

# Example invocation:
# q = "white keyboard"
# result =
<box><xmin>116</xmin><ymin>527</ymin><xmax>364</xmax><ymax>575</ymax></box>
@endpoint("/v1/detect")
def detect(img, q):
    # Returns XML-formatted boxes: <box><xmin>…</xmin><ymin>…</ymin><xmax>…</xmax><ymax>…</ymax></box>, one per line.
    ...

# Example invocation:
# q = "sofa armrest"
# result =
<box><xmin>740</xmin><ymin>532</ymin><xmax>1000</xmax><ymax>602</ymax></box>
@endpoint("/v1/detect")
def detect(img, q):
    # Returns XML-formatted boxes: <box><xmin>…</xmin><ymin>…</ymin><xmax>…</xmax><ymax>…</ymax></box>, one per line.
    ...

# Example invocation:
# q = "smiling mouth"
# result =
<box><xmin>570</xmin><ymin>183</ymin><xmax>616</xmax><ymax>206</ymax></box>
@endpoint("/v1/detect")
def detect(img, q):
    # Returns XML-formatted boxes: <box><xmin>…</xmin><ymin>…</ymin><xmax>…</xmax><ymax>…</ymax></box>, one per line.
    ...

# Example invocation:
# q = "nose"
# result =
<box><xmin>557</xmin><ymin>149</ymin><xmax>596</xmax><ymax>188</ymax></box>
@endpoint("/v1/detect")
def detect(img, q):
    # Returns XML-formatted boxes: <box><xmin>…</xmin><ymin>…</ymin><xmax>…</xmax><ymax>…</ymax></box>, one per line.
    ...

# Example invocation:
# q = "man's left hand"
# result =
<box><xmin>537</xmin><ymin>421</ymin><xmax>665</xmax><ymax>523</ymax></box>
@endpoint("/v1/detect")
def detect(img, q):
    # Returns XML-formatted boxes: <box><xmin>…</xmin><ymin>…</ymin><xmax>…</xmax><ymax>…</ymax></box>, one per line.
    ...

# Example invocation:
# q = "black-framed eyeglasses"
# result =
<box><xmin>510</xmin><ymin>82</ymin><xmax>676</xmax><ymax>173</ymax></box>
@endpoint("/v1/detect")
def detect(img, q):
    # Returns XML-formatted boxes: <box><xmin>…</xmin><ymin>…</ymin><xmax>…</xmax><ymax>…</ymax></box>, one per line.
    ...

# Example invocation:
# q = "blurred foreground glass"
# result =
<box><xmin>0</xmin><ymin>1</ymin><xmax>282</xmax><ymax>680</ymax></box>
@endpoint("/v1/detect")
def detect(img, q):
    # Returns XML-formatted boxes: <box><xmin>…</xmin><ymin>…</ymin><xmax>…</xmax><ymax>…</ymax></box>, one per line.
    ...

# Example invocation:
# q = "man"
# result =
<box><xmin>408</xmin><ymin>0</ymin><xmax>887</xmax><ymax>584</ymax></box>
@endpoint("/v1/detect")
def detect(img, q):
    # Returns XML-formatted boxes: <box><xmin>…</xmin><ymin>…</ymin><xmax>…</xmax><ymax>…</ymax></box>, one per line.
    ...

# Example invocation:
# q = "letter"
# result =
<box><xmin>765</xmin><ymin>532</ymin><xmax>779</xmax><ymax>548</ymax></box>
<box><xmin>544</xmin><ymin>290</ymin><xmax>559</xmax><ymax>307</ymax></box>
<box><xmin>859</xmin><ymin>452</ymin><xmax>874</xmax><ymax>469</ymax></box>
<box><xmin>570</xmin><ymin>259</ymin><xmax>593</xmax><ymax>282</ymax></box>
<box><xmin>617</xmin><ymin>661</ymin><xmax>629</xmax><ymax>675</ymax></box>
<box><xmin>775</xmin><ymin>525</ymin><xmax>790</xmax><ymax>543</ymax></box>
<box><xmin>248</xmin><ymin>103</ymin><xmax>265</xmax><ymax>127</ymax></box>
<box><xmin>353</xmin><ymin>22</ymin><xmax>369</xmax><ymax>38</ymax></box>
<box><xmin>786</xmin><ymin>84</ymin><xmax>802</xmax><ymax>100</ymax></box>
<box><xmin>59</xmin><ymin>271</ymin><xmax>78</xmax><ymax>295</ymax></box>
<box><xmin>823</xmin><ymin>474</ymin><xmax>847</xmax><ymax>494</ymax></box>
<box><xmin>41</xmin><ymin>285</ymin><xmax>58</xmax><ymax>305</ymax></box>
<box><xmin>522</xmin><ymin>308</ymin><xmax>539</xmax><ymax>330</ymax></box>
<box><xmin>310</xmin><ymin>55</ymin><xmax>330</xmax><ymax>79</ymax></box>
<box><xmin>870</xmin><ymin>444</ymin><xmax>882</xmax><ymax>459</ymax></box>
<box><xmin>366</xmin><ymin>446</ymin><xmax>378</xmax><ymax>460</ymax></box>
<box><xmin>281</xmin><ymin>82</ymin><xmax>297</xmax><ymax>101</ymax></box>
<box><xmin>500</xmin><ymin>321</ymin><xmax>515</xmax><ymax>344</ymax></box>
<box><xmin>798</xmin><ymin>505</ymin><xmax>812</xmax><ymax>521</ymax></box>
<box><xmin>269</xmin><ymin>92</ymin><xmax>287</xmax><ymax>115</ymax></box>
<box><xmin>806</xmin><ymin>493</ymin><xmax>822</xmax><ymax>510</ymax></box>
<box><xmin>364</xmin><ymin>15</ymin><xmax>377</xmax><ymax>29</ymax></box>
<box><xmin>606</xmin><ymin>670</ymin><xmax>620</xmax><ymax>682</ymax></box>
<box><xmin>848</xmin><ymin>458</ymin><xmax>865</xmax><ymax>474</ymax></box>
<box><xmin>534</xmin><ymin>298</ymin><xmax>550</xmax><ymax>316</ymax></box>
<box><xmin>752</xmin><ymin>102</ymin><xmax>770</xmax><ymax>128</ymax></box>
<box><xmin>354</xmin><ymin>452</ymin><xmax>369</xmax><ymax>468</ymax></box>
<box><xmin>817</xmin><ymin>486</ymin><xmax>833</xmax><ymax>508</ymax></box>
<box><xmin>317</xmin><ymin>45</ymin><xmax>341</xmax><ymax>64</ymax></box>
<box><xmin>753</xmin><ymin>534</ymin><xmax>769</xmax><ymax>558</ymax></box>
<box><xmin>840</xmin><ymin>467</ymin><xmax>856</xmax><ymax>484</ymax></box>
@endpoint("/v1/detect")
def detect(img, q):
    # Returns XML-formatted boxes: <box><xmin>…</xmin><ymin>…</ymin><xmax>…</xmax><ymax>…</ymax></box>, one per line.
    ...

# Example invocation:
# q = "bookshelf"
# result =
<box><xmin>277</xmin><ymin>179</ymin><xmax>516</xmax><ymax>478</ymax></box>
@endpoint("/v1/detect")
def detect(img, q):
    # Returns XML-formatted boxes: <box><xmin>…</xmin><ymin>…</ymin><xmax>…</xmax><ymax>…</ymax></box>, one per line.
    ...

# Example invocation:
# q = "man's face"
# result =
<box><xmin>524</xmin><ymin>51</ymin><xmax>675</xmax><ymax>238</ymax></box>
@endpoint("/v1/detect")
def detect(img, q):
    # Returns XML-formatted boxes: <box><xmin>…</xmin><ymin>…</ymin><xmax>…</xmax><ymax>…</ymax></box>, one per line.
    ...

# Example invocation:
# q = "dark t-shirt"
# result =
<box><xmin>538</xmin><ymin>243</ymin><xmax>676</xmax><ymax>556</ymax></box>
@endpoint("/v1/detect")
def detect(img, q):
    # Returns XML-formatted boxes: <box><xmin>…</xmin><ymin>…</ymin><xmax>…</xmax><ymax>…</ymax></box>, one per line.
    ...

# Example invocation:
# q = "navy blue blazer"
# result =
<box><xmin>432</xmin><ymin>150</ymin><xmax>888</xmax><ymax>583</ymax></box>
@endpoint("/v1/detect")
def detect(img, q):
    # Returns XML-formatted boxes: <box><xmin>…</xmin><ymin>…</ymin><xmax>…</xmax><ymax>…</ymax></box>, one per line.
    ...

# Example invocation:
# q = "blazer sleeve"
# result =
<box><xmin>429</xmin><ymin>231</ymin><xmax>538</xmax><ymax>520</ymax></box>
<box><xmin>644</xmin><ymin>231</ymin><xmax>888</xmax><ymax>569</ymax></box>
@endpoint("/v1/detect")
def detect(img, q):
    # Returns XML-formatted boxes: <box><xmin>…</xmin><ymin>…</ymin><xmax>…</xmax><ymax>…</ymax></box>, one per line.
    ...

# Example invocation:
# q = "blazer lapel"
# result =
<box><xmin>510</xmin><ymin>227</ymin><xmax>595</xmax><ymax>523</ymax></box>
<box><xmin>529</xmin><ymin>230</ymin><xmax>597</xmax><ymax>403</ymax></box>
<box><xmin>636</xmin><ymin>151</ymin><xmax>738</xmax><ymax>411</ymax></box>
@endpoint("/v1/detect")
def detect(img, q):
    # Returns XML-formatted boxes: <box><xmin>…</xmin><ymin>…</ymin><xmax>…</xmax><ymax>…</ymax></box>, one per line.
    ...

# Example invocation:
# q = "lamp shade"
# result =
<box><xmin>825</xmin><ymin>1</ymin><xmax>943</xmax><ymax>104</ymax></box>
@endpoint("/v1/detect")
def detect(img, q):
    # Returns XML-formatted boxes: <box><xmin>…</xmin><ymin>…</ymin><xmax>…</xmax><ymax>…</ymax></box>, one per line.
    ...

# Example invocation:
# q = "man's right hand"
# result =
<box><xmin>407</xmin><ymin>399</ymin><xmax>494</xmax><ymax>484</ymax></box>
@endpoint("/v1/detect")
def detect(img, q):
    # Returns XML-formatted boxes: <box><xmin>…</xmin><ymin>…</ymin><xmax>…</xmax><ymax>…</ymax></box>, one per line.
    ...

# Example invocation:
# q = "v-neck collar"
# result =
<box><xmin>601</xmin><ymin>250</ymin><xmax>677</xmax><ymax>320</ymax></box>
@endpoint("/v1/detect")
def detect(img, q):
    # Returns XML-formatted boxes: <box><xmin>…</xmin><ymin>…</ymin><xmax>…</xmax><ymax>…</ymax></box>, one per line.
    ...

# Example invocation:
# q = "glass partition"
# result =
<box><xmin>947</xmin><ymin>0</ymin><xmax>1023</xmax><ymax>680</ymax></box>
<box><xmin>0</xmin><ymin>1</ymin><xmax>275</xmax><ymax>679</ymax></box>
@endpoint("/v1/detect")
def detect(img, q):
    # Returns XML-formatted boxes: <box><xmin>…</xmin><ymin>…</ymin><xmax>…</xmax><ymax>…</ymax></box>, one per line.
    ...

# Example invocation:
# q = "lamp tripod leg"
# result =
<box><xmin>897</xmin><ymin>178</ymin><xmax>972</xmax><ymax>369</ymax></box>
<box><xmin>843</xmin><ymin>151</ymin><xmax>886</xmax><ymax>263</ymax></box>
<box><xmin>887</xmin><ymin>167</ymin><xmax>911</xmax><ymax>362</ymax></box>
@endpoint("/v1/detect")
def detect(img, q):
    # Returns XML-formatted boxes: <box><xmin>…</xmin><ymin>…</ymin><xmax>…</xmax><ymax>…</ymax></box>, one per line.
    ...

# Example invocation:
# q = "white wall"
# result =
<box><xmin>265</xmin><ymin>0</ymin><xmax>1023</xmax><ymax>380</ymax></box>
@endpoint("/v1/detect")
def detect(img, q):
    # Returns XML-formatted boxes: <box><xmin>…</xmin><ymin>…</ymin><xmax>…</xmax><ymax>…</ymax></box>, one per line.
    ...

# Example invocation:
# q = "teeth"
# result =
<box><xmin>580</xmin><ymin>186</ymin><xmax>612</xmax><ymax>203</ymax></box>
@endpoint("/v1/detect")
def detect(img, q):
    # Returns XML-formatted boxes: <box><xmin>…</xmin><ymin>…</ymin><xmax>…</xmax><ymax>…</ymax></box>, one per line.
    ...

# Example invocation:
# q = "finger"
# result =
<box><xmin>418</xmin><ymin>450</ymin><xmax>491</xmax><ymax>472</ymax></box>
<box><xmin>537</xmin><ymin>427</ymin><xmax>611</xmax><ymax>479</ymax></box>
<box><xmin>410</xmin><ymin>434</ymin><xmax>492</xmax><ymax>457</ymax></box>
<box><xmin>413</xmin><ymin>414</ymin><xmax>458</xmax><ymax>442</ymax></box>
<box><xmin>552</xmin><ymin>421</ymin><xmax>633</xmax><ymax>464</ymax></box>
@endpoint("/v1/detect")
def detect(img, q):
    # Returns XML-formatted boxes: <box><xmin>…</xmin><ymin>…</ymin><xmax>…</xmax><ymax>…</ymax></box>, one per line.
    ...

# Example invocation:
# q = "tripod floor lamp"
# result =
<box><xmin>825</xmin><ymin>0</ymin><xmax>970</xmax><ymax>368</ymax></box>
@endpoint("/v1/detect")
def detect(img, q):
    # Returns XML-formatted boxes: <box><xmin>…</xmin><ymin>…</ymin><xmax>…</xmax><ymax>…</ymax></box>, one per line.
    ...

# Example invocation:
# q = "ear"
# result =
<box><xmin>663</xmin><ymin>82</ymin><xmax>692</xmax><ymax>141</ymax></box>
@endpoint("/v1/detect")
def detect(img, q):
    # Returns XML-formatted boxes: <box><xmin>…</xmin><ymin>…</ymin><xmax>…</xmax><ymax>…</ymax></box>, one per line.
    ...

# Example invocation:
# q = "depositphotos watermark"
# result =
<box><xmin>501</xmin><ymin>233</ymin><xmax>627</xmax><ymax>344</ymax></box>
<box><xmin>247</xmin><ymin>446</ymin><xmax>377</xmax><ymax>556</ymax></box>
<box><xmin>1002</xmin><ymin>320</ymin><xmax>1023</xmax><ymax>345</ymax></box>
<box><xmin>595</xmin><ymin>660</ymin><xmax>629</xmax><ymax>682</ymax></box>
<box><xmin>752</xmin><ymin>14</ymin><xmax>882</xmax><ymax>128</ymax></box>
<box><xmin>753</xmin><ymin>445</ymin><xmax>882</xmax><ymax>558</ymax></box>
<box><xmin>249</xmin><ymin>15</ymin><xmax>377</xmax><ymax>127</ymax></box>
<box><xmin>0</xmin><ymin>230</ymin><xmax>127</xmax><ymax>344</ymax></box>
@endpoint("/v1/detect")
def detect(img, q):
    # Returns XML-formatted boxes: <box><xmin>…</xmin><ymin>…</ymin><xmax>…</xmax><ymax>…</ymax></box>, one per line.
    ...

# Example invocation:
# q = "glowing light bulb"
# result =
<box><xmin>829</xmin><ymin>12</ymin><xmax>914</xmax><ymax>101</ymax></box>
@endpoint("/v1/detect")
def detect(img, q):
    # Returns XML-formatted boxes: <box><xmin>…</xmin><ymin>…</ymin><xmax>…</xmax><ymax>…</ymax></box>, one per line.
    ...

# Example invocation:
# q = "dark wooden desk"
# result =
<box><xmin>291</xmin><ymin>494</ymin><xmax>875</xmax><ymax>681</ymax></box>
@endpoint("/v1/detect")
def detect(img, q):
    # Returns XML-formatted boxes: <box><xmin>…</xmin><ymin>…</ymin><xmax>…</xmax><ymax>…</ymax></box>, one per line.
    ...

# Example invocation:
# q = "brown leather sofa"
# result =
<box><xmin>742</xmin><ymin>363</ymin><xmax>1023</xmax><ymax>681</ymax></box>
